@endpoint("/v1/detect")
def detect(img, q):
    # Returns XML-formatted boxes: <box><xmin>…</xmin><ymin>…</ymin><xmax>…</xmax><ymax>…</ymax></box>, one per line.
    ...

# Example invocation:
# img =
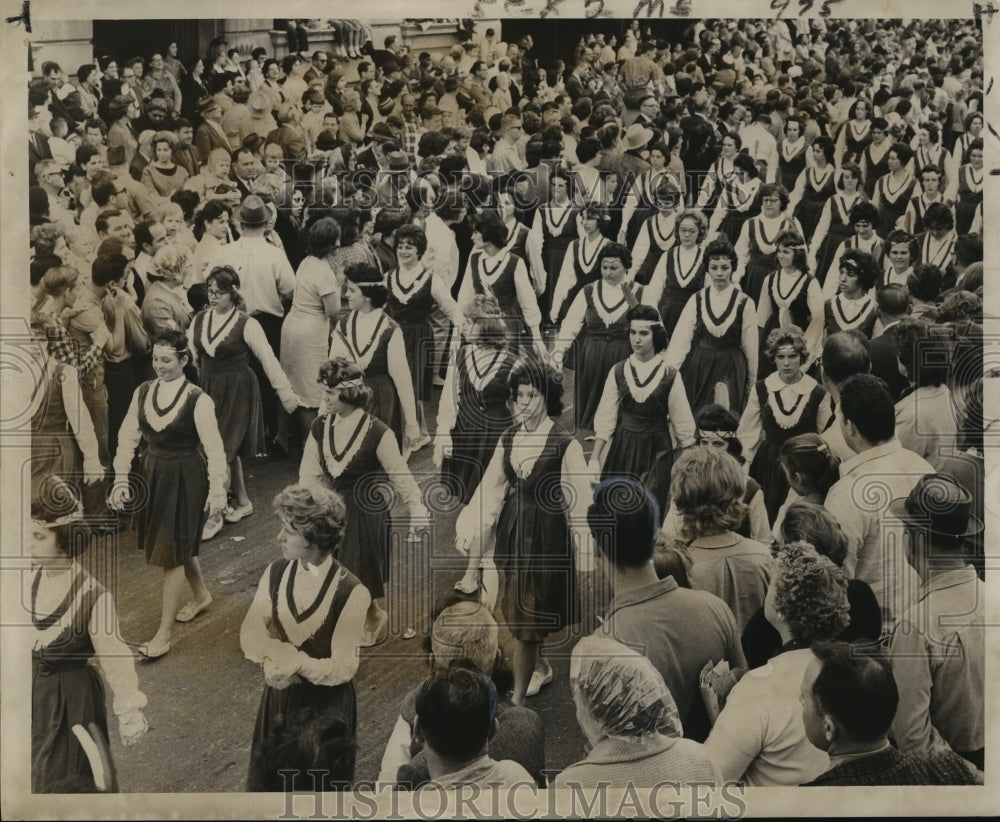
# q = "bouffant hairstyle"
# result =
<box><xmin>937</xmin><ymin>290</ymin><xmax>982</xmax><ymax>324</ymax></box>
<box><xmin>507</xmin><ymin>358</ymin><xmax>563</xmax><ymax>418</ymax></box>
<box><xmin>151</xmin><ymin>327</ymin><xmax>192</xmax><ymax>365</ymax></box>
<box><xmin>651</xmin><ymin>174</ymin><xmax>682</xmax><ymax>209</ymax></box>
<box><xmin>464</xmin><ymin>295</ymin><xmax>509</xmax><ymax>350</ymax></box>
<box><xmin>906</xmin><ymin>263</ymin><xmax>943</xmax><ymax>302</ymax></box>
<box><xmin>779</xmin><ymin>500</ymin><xmax>849</xmax><ymax>567</ymax></box>
<box><xmin>549</xmin><ymin>168</ymin><xmax>575</xmax><ymax>198</ymax></box>
<box><xmin>758</xmin><ymin>183</ymin><xmax>789</xmax><ymax>210</ymax></box>
<box><xmin>580</xmin><ymin>202</ymin><xmax>611</xmax><ymax>226</ymax></box>
<box><xmin>471</xmin><ymin>210</ymin><xmax>509</xmax><ymax>248</ymax></box>
<box><xmin>148</xmin><ymin>245</ymin><xmax>190</xmax><ymax>284</ymax></box>
<box><xmin>838</xmin><ymin>249</ymin><xmax>880</xmax><ymax>291</ymax></box>
<box><xmin>626</xmin><ymin>304</ymin><xmax>668</xmax><ymax>352</ymax></box>
<box><xmin>769</xmin><ymin>541</ymin><xmax>850</xmax><ymax>645</ymax></box>
<box><xmin>885</xmin><ymin>229</ymin><xmax>914</xmax><ymax>256</ymax></box>
<box><xmin>272</xmin><ymin>484</ymin><xmax>348</xmax><ymax>555</ymax></box>
<box><xmin>812</xmin><ymin>136</ymin><xmax>836</xmax><ymax>164</ymax></box>
<box><xmin>305</xmin><ymin>217</ymin><xmax>341</xmax><ymax>258</ymax></box>
<box><xmin>205</xmin><ymin>264</ymin><xmax>241</xmax><ymax>293</ymax></box>
<box><xmin>894</xmin><ymin>318</ymin><xmax>951</xmax><ymax>388</ymax></box>
<box><xmin>193</xmin><ymin>199</ymin><xmax>232</xmax><ymax>240</ymax></box>
<box><xmin>596</xmin><ymin>241</ymin><xmax>632</xmax><ymax>271</ymax></box>
<box><xmin>430</xmin><ymin>601</ymin><xmax>499</xmax><ymax>676</ymax></box>
<box><xmin>343</xmin><ymin>262</ymin><xmax>388</xmax><ymax>308</ymax></box>
<box><xmin>674</xmin><ymin>209</ymin><xmax>708</xmax><ymax>244</ymax></box>
<box><xmin>694</xmin><ymin>404</ymin><xmax>743</xmax><ymax>460</ymax></box>
<box><xmin>672</xmin><ymin>446</ymin><xmax>747</xmax><ymax>540</ymax></box>
<box><xmin>849</xmin><ymin>200</ymin><xmax>880</xmax><ymax>227</ymax></box>
<box><xmin>764</xmin><ymin>325</ymin><xmax>808</xmax><ymax>362</ymax></box>
<box><xmin>317</xmin><ymin>357</ymin><xmax>372</xmax><ymax>408</ymax></box>
<box><xmin>922</xmin><ymin>202</ymin><xmax>954</xmax><ymax>232</ymax></box>
<box><xmin>38</xmin><ymin>265</ymin><xmax>78</xmax><ymax>299</ymax></box>
<box><xmin>393</xmin><ymin>223</ymin><xmax>428</xmax><ymax>258</ymax></box>
<box><xmin>837</xmin><ymin>162</ymin><xmax>862</xmax><ymax>190</ymax></box>
<box><xmin>703</xmin><ymin>237</ymin><xmax>738</xmax><ymax>270</ymax></box>
<box><xmin>888</xmin><ymin>141</ymin><xmax>914</xmax><ymax>165</ymax></box>
<box><xmin>734</xmin><ymin>150</ymin><xmax>760</xmax><ymax>178</ymax></box>
<box><xmin>587</xmin><ymin>476</ymin><xmax>660</xmax><ymax>569</ymax></box>
<box><xmin>774</xmin><ymin>229</ymin><xmax>809</xmax><ymax>273</ymax></box>
<box><xmin>779</xmin><ymin>434</ymin><xmax>841</xmax><ymax>499</ymax></box>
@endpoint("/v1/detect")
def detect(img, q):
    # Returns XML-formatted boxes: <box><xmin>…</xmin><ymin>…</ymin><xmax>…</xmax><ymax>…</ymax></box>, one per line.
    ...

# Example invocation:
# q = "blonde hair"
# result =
<box><xmin>149</xmin><ymin>244</ymin><xmax>190</xmax><ymax>283</ymax></box>
<box><xmin>671</xmin><ymin>446</ymin><xmax>747</xmax><ymax>540</ymax></box>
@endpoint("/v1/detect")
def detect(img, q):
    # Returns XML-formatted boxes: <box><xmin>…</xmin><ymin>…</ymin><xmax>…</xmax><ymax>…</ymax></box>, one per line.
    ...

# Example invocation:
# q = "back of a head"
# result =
<box><xmin>810</xmin><ymin>641</ymin><xmax>898</xmax><ymax>744</ymax></box>
<box><xmin>430</xmin><ymin>601</ymin><xmax>499</xmax><ymax>675</ymax></box>
<box><xmin>415</xmin><ymin>661</ymin><xmax>498</xmax><ymax>763</ymax></box>
<box><xmin>822</xmin><ymin>330</ymin><xmax>871</xmax><ymax>386</ymax></box>
<box><xmin>876</xmin><ymin>284</ymin><xmax>910</xmax><ymax>318</ymax></box>
<box><xmin>91</xmin><ymin>253</ymin><xmax>128</xmax><ymax>288</ymax></box>
<box><xmin>252</xmin><ymin>705</ymin><xmax>356</xmax><ymax>791</ymax></box>
<box><xmin>838</xmin><ymin>373</ymin><xmax>895</xmax><ymax>444</ymax></box>
<box><xmin>779</xmin><ymin>501</ymin><xmax>849</xmax><ymax>567</ymax></box>
<box><xmin>587</xmin><ymin>477</ymin><xmax>659</xmax><ymax>570</ymax></box>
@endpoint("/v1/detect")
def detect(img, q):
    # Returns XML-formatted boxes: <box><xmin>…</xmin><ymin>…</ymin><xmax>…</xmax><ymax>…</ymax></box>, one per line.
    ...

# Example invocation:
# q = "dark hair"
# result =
<box><xmin>780</xmin><ymin>501</ymin><xmax>850</xmax><ymax>567</ymax></box>
<box><xmin>596</xmin><ymin>241</ymin><xmax>631</xmax><ymax>271</ymax></box>
<box><xmin>205</xmin><ymin>265</ymin><xmax>241</xmax><ymax>292</ymax></box>
<box><xmin>343</xmin><ymin>262</ymin><xmax>388</xmax><ymax>308</ymax></box>
<box><xmin>907</xmin><ymin>263</ymin><xmax>943</xmax><ymax>302</ymax></box>
<box><xmin>192</xmin><ymin>199</ymin><xmax>232</xmax><ymax>240</ymax></box>
<box><xmin>765</xmin><ymin>325</ymin><xmax>808</xmax><ymax>362</ymax></box>
<box><xmin>91</xmin><ymin>178</ymin><xmax>119</xmax><ymax>208</ymax></box>
<box><xmin>587</xmin><ymin>477</ymin><xmax>660</xmax><ymax>569</ymax></box>
<box><xmin>822</xmin><ymin>330</ymin><xmax>871</xmax><ymax>385</ymax></box>
<box><xmin>812</xmin><ymin>136</ymin><xmax>835</xmax><ymax>164</ymax></box>
<box><xmin>393</xmin><ymin>223</ymin><xmax>428</xmax><ymax>258</ymax></box>
<box><xmin>838</xmin><ymin>373</ymin><xmax>895</xmax><ymax>443</ymax></box>
<box><xmin>508</xmin><ymin>359</ymin><xmax>563</xmax><ymax>418</ymax></box>
<box><xmin>876</xmin><ymin>284</ymin><xmax>910</xmax><ymax>317</ymax></box>
<box><xmin>885</xmin><ymin>229</ymin><xmax>914</xmax><ymax>254</ymax></box>
<box><xmin>922</xmin><ymin>202</ymin><xmax>954</xmax><ymax>232</ymax></box>
<box><xmin>849</xmin><ymin>200</ymin><xmax>880</xmax><ymax>227</ymax></box>
<box><xmin>758</xmin><ymin>183</ymin><xmax>789</xmax><ymax>210</ymax></box>
<box><xmin>626</xmin><ymin>304</ymin><xmax>668</xmax><ymax>352</ymax></box>
<box><xmin>415</xmin><ymin>660</ymin><xmax>498</xmax><ymax>761</ymax></box>
<box><xmin>250</xmin><ymin>705</ymin><xmax>356</xmax><ymax>791</ymax></box>
<box><xmin>837</xmin><ymin>249</ymin><xmax>880</xmax><ymax>291</ymax></box>
<box><xmin>306</xmin><ymin>217</ymin><xmax>341</xmax><ymax>258</ymax></box>
<box><xmin>810</xmin><ymin>641</ymin><xmax>898</xmax><ymax>743</ymax></box>
<box><xmin>471</xmin><ymin>210</ymin><xmax>509</xmax><ymax>249</ymax></box>
<box><xmin>838</xmin><ymin>162</ymin><xmax>862</xmax><ymax>189</ymax></box>
<box><xmin>91</xmin><ymin>253</ymin><xmax>128</xmax><ymax>287</ymax></box>
<box><xmin>894</xmin><ymin>319</ymin><xmax>951</xmax><ymax>388</ymax></box>
<box><xmin>317</xmin><ymin>357</ymin><xmax>372</xmax><ymax>408</ymax></box>
<box><xmin>888</xmin><ymin>141</ymin><xmax>914</xmax><ymax>165</ymax></box>
<box><xmin>703</xmin><ymin>238</ymin><xmax>738</xmax><ymax>269</ymax></box>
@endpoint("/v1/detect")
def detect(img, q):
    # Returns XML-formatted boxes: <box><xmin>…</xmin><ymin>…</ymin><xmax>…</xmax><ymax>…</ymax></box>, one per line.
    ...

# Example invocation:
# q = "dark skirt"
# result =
<box><xmin>201</xmin><ymin>366</ymin><xmax>265</xmax><ymax>462</ymax></box>
<box><xmin>749</xmin><ymin>438</ymin><xmax>790</xmax><ymax>524</ymax></box>
<box><xmin>718</xmin><ymin>209</ymin><xmax>751</xmax><ymax>246</ymax></box>
<box><xmin>338</xmin><ymin>487</ymin><xmax>391</xmax><ymax>599</ymax></box>
<box><xmin>955</xmin><ymin>198</ymin><xmax>979</xmax><ymax>236</ymax></box>
<box><xmin>32</xmin><ymin>660</ymin><xmax>109</xmax><ymax>793</ymax></box>
<box><xmin>247</xmin><ymin>679</ymin><xmax>356</xmax><ymax>792</ymax></box>
<box><xmin>398</xmin><ymin>317</ymin><xmax>434</xmax><ymax>403</ymax></box>
<box><xmin>135</xmin><ymin>448</ymin><xmax>208</xmax><ymax>567</ymax></box>
<box><xmin>815</xmin><ymin>224</ymin><xmax>853</xmax><ymax>287</ymax></box>
<box><xmin>795</xmin><ymin>199</ymin><xmax>826</xmax><ymax>241</ymax></box>
<box><xmin>31</xmin><ymin>431</ymin><xmax>83</xmax><ymax>502</ymax></box>
<box><xmin>366</xmin><ymin>374</ymin><xmax>403</xmax><ymax>448</ymax></box>
<box><xmin>602</xmin><ymin>422</ymin><xmax>674</xmax><ymax>516</ymax></box>
<box><xmin>742</xmin><ymin>254</ymin><xmax>776</xmax><ymax>307</ymax></box>
<box><xmin>573</xmin><ymin>333</ymin><xmax>631</xmax><ymax>431</ymax></box>
<box><xmin>496</xmin><ymin>493</ymin><xmax>579</xmax><ymax>642</ymax></box>
<box><xmin>682</xmin><ymin>342</ymin><xmax>749</xmax><ymax>415</ymax></box>
<box><xmin>442</xmin><ymin>407</ymin><xmax>511</xmax><ymax>505</ymax></box>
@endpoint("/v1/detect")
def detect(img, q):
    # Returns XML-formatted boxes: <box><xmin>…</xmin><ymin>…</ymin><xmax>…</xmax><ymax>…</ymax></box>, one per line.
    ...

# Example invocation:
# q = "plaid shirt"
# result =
<box><xmin>32</xmin><ymin>314</ymin><xmax>101</xmax><ymax>376</ymax></box>
<box><xmin>401</xmin><ymin>118</ymin><xmax>423</xmax><ymax>166</ymax></box>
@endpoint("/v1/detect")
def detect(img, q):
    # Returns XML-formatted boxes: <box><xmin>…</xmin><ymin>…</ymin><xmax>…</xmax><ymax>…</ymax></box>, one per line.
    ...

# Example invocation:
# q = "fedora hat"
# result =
<box><xmin>238</xmin><ymin>194</ymin><xmax>270</xmax><ymax>227</ymax></box>
<box><xmin>197</xmin><ymin>95</ymin><xmax>221</xmax><ymax>115</ymax></box>
<box><xmin>622</xmin><ymin>123</ymin><xmax>653</xmax><ymax>152</ymax></box>
<box><xmin>888</xmin><ymin>473</ymin><xmax>983</xmax><ymax>538</ymax></box>
<box><xmin>386</xmin><ymin>151</ymin><xmax>410</xmax><ymax>171</ymax></box>
<box><xmin>247</xmin><ymin>91</ymin><xmax>270</xmax><ymax>116</ymax></box>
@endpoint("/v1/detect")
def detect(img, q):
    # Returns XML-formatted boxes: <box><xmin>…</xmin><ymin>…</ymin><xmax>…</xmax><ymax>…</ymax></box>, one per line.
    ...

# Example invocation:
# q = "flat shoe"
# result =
<box><xmin>224</xmin><ymin>502</ymin><xmax>253</xmax><ymax>524</ymax></box>
<box><xmin>201</xmin><ymin>514</ymin><xmax>223</xmax><ymax>541</ymax></box>
<box><xmin>525</xmin><ymin>667</ymin><xmax>553</xmax><ymax>697</ymax></box>
<box><xmin>137</xmin><ymin>641</ymin><xmax>171</xmax><ymax>660</ymax></box>
<box><xmin>176</xmin><ymin>595</ymin><xmax>212</xmax><ymax>623</ymax></box>
<box><xmin>454</xmin><ymin>577</ymin><xmax>479</xmax><ymax>595</ymax></box>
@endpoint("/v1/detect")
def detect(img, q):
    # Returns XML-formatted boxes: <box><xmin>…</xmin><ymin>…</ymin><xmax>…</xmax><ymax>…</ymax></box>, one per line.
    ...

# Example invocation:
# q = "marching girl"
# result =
<box><xmin>626</xmin><ymin>176</ymin><xmax>682</xmax><ymax>287</ymax></box>
<box><xmin>696</xmin><ymin>132</ymin><xmax>743</xmax><ymax>214</ymax></box>
<box><xmin>736</xmin><ymin>326</ymin><xmax>832</xmax><ymax>522</ymax></box>
<box><xmin>707</xmin><ymin>151</ymin><xmax>762</xmax><ymax>246</ymax></box>
<box><xmin>664</xmin><ymin>238</ymin><xmax>758</xmax><ymax>415</ymax></box>
<box><xmin>589</xmin><ymin>305</ymin><xmax>697</xmax><ymax>515</ymax></box>
<box><xmin>901</xmin><ymin>164</ymin><xmax>951</xmax><ymax>236</ymax></box>
<box><xmin>755</xmin><ymin>231</ymin><xmax>824</xmax><ymax>378</ymax></box>
<box><xmin>453</xmin><ymin>361</ymin><xmax>593</xmax><ymax>705</ymax></box>
<box><xmin>382</xmin><ymin>224</ymin><xmax>465</xmax><ymax>449</ymax></box>
<box><xmin>110</xmin><ymin>329</ymin><xmax>228</xmax><ymax>657</ymax></box>
<box><xmin>328</xmin><ymin>262</ymin><xmax>421</xmax><ymax>456</ymax></box>
<box><xmin>788</xmin><ymin>136</ymin><xmax>837</xmax><ymax>239</ymax></box>
<box><xmin>435</xmin><ymin>296</ymin><xmax>521</xmax><ymax>507</ymax></box>
<box><xmin>187</xmin><ymin>267</ymin><xmax>301</xmax><ymax>540</ymax></box>
<box><xmin>809</xmin><ymin>162</ymin><xmax>866</xmax><ymax>289</ymax></box>
<box><xmin>550</xmin><ymin>243</ymin><xmax>657</xmax><ymax>431</ymax></box>
<box><xmin>733</xmin><ymin>183</ymin><xmax>804</xmax><ymax>306</ymax></box>
<box><xmin>872</xmin><ymin>142</ymin><xmax>919</xmax><ymax>238</ymax></box>
<box><xmin>859</xmin><ymin>118</ymin><xmax>893</xmax><ymax>198</ymax></box>
<box><xmin>824</xmin><ymin>250</ymin><xmax>880</xmax><ymax>338</ymax></box>
<box><xmin>821</xmin><ymin>201</ymin><xmax>885</xmax><ymax>299</ymax></box>
<box><xmin>950</xmin><ymin>137</ymin><xmax>983</xmax><ymax>236</ymax></box>
<box><xmin>526</xmin><ymin>169</ymin><xmax>580</xmax><ymax>325</ymax></box>
<box><xmin>881</xmin><ymin>230</ymin><xmax>915</xmax><ymax>289</ymax></box>
<box><xmin>30</xmin><ymin>479</ymin><xmax>148</xmax><ymax>793</ymax></box>
<box><xmin>299</xmin><ymin>358</ymin><xmax>429</xmax><ymax>645</ymax></box>
<box><xmin>777</xmin><ymin>117</ymin><xmax>808</xmax><ymax>194</ymax></box>
<box><xmin>618</xmin><ymin>142</ymin><xmax>674</xmax><ymax>249</ymax></box>
<box><xmin>645</xmin><ymin>209</ymin><xmax>708</xmax><ymax>335</ymax></box>
<box><xmin>834</xmin><ymin>98</ymin><xmax>874</xmax><ymax>168</ymax></box>
<box><xmin>550</xmin><ymin>204</ymin><xmax>612</xmax><ymax>324</ymax></box>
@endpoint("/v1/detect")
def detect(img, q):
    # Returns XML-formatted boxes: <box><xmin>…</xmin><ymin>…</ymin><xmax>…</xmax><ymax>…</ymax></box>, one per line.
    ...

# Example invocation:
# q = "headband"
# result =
<box><xmin>630</xmin><ymin>319</ymin><xmax>664</xmax><ymax>329</ymax></box>
<box><xmin>32</xmin><ymin>503</ymin><xmax>83</xmax><ymax>530</ymax></box>
<box><xmin>337</xmin><ymin>377</ymin><xmax>364</xmax><ymax>389</ymax></box>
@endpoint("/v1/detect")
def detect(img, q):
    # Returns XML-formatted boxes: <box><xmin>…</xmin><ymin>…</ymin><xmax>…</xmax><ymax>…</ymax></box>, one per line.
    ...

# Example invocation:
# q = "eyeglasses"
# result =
<box><xmin>761</xmin><ymin>196</ymin><xmax>781</xmax><ymax>203</ymax></box>
<box><xmin>206</xmin><ymin>288</ymin><xmax>231</xmax><ymax>297</ymax></box>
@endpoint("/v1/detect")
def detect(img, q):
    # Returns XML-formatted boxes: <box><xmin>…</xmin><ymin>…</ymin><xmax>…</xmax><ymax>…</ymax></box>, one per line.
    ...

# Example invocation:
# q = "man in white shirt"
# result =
<box><xmin>823</xmin><ymin>374</ymin><xmax>932</xmax><ymax>635</ymax></box>
<box><xmin>739</xmin><ymin>105</ymin><xmax>779</xmax><ymax>184</ymax></box>
<box><xmin>422</xmin><ymin>190</ymin><xmax>466</xmax><ymax>393</ymax></box>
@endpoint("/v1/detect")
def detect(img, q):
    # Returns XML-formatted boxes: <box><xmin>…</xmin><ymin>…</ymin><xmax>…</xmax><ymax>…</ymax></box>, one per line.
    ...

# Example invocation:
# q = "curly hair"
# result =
<box><xmin>764</xmin><ymin>325</ymin><xmax>807</xmax><ymax>362</ymax></box>
<box><xmin>837</xmin><ymin>249</ymin><xmax>880</xmax><ymax>291</ymax></box>
<box><xmin>430</xmin><ymin>601</ymin><xmax>499</xmax><ymax>675</ymax></box>
<box><xmin>343</xmin><ymin>262</ymin><xmax>388</xmax><ymax>308</ymax></box>
<box><xmin>149</xmin><ymin>245</ymin><xmax>190</xmax><ymax>284</ymax></box>
<box><xmin>704</xmin><ymin>237</ymin><xmax>738</xmax><ymax>270</ymax></box>
<box><xmin>770</xmin><ymin>541</ymin><xmax>850</xmax><ymax>645</ymax></box>
<box><xmin>674</xmin><ymin>209</ymin><xmax>708</xmax><ymax>244</ymax></box>
<box><xmin>464</xmin><ymin>295</ymin><xmax>509</xmax><ymax>350</ymax></box>
<box><xmin>774</xmin><ymin>229</ymin><xmax>810</xmax><ymax>273</ymax></box>
<box><xmin>508</xmin><ymin>358</ymin><xmax>563</xmax><ymax>418</ymax></box>
<box><xmin>394</xmin><ymin>223</ymin><xmax>428</xmax><ymax>257</ymax></box>
<box><xmin>779</xmin><ymin>501</ymin><xmax>849</xmax><ymax>567</ymax></box>
<box><xmin>272</xmin><ymin>484</ymin><xmax>348</xmax><ymax>555</ymax></box>
<box><xmin>672</xmin><ymin>447</ymin><xmax>747</xmax><ymax>540</ymax></box>
<box><xmin>596</xmin><ymin>241</ymin><xmax>632</xmax><ymax>271</ymax></box>
<box><xmin>317</xmin><ymin>357</ymin><xmax>372</xmax><ymax>408</ymax></box>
